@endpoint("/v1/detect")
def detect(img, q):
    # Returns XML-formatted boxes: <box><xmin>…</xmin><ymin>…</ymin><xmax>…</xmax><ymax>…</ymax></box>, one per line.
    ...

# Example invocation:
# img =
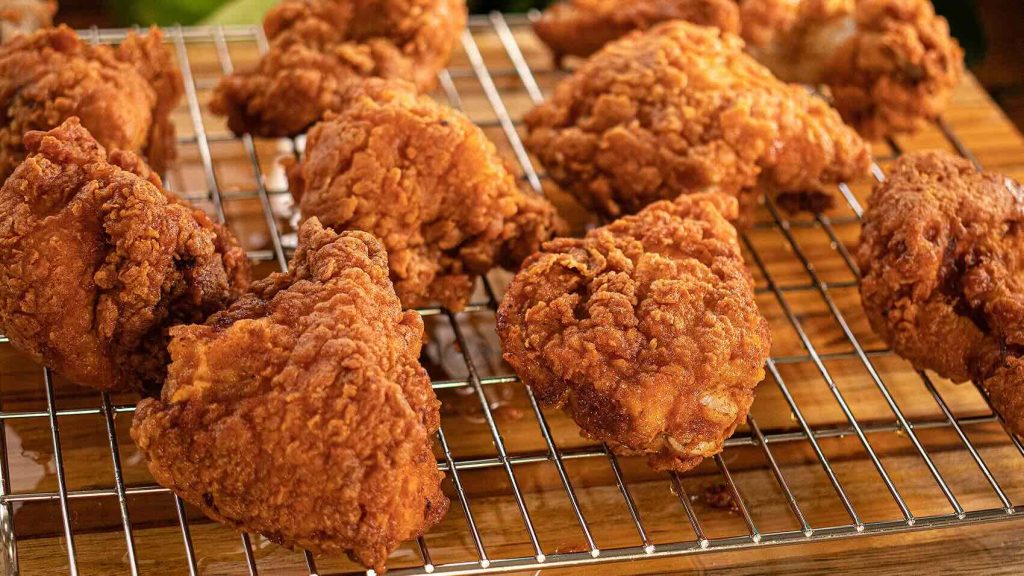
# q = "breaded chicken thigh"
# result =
<box><xmin>740</xmin><ymin>0</ymin><xmax>964</xmax><ymax>137</ymax></box>
<box><xmin>0</xmin><ymin>118</ymin><xmax>249</xmax><ymax>392</ymax></box>
<box><xmin>0</xmin><ymin>25</ymin><xmax>183</xmax><ymax>181</ymax></box>
<box><xmin>524</xmin><ymin>21</ymin><xmax>870</xmax><ymax>220</ymax></box>
<box><xmin>497</xmin><ymin>192</ymin><xmax>771</xmax><ymax>471</ymax></box>
<box><xmin>532</xmin><ymin>0</ymin><xmax>741</xmax><ymax>61</ymax></box>
<box><xmin>289</xmin><ymin>79</ymin><xmax>565</xmax><ymax>311</ymax></box>
<box><xmin>210</xmin><ymin>0</ymin><xmax>466</xmax><ymax>137</ymax></box>
<box><xmin>858</xmin><ymin>152</ymin><xmax>1024</xmax><ymax>437</ymax></box>
<box><xmin>132</xmin><ymin>218</ymin><xmax>449</xmax><ymax>572</ymax></box>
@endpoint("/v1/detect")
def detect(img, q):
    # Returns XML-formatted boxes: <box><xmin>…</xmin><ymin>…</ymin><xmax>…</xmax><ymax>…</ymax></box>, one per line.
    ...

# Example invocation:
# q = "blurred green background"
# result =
<box><xmin>108</xmin><ymin>0</ymin><xmax>549</xmax><ymax>26</ymax></box>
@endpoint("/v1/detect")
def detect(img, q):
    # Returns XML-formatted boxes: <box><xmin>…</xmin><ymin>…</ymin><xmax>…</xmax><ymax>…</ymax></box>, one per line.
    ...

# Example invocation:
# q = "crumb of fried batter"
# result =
<box><xmin>131</xmin><ymin>218</ymin><xmax>448</xmax><ymax>573</ymax></box>
<box><xmin>0</xmin><ymin>25</ymin><xmax>183</xmax><ymax>181</ymax></box>
<box><xmin>533</xmin><ymin>0</ymin><xmax>741</xmax><ymax>61</ymax></box>
<box><xmin>857</xmin><ymin>151</ymin><xmax>1024</xmax><ymax>437</ymax></box>
<box><xmin>0</xmin><ymin>118</ymin><xmax>249</xmax><ymax>392</ymax></box>
<box><xmin>497</xmin><ymin>192</ymin><xmax>772</xmax><ymax>472</ymax></box>
<box><xmin>704</xmin><ymin>482</ymin><xmax>740</xmax><ymax>512</ymax></box>
<box><xmin>289</xmin><ymin>79</ymin><xmax>566</xmax><ymax>311</ymax></box>
<box><xmin>740</xmin><ymin>0</ymin><xmax>964</xmax><ymax>137</ymax></box>
<box><xmin>209</xmin><ymin>0</ymin><xmax>466</xmax><ymax>137</ymax></box>
<box><xmin>523</xmin><ymin>20</ymin><xmax>870</xmax><ymax>221</ymax></box>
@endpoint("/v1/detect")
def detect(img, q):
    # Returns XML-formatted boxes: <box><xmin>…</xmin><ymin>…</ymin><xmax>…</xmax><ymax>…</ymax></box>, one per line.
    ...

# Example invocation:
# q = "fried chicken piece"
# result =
<box><xmin>0</xmin><ymin>25</ymin><xmax>184</xmax><ymax>182</ymax></box>
<box><xmin>532</xmin><ymin>0</ymin><xmax>740</xmax><ymax>62</ymax></box>
<box><xmin>0</xmin><ymin>118</ymin><xmax>249</xmax><ymax>392</ymax></box>
<box><xmin>523</xmin><ymin>21</ymin><xmax>870</xmax><ymax>220</ymax></box>
<box><xmin>209</xmin><ymin>0</ymin><xmax>467</xmax><ymax>137</ymax></box>
<box><xmin>0</xmin><ymin>0</ymin><xmax>55</xmax><ymax>42</ymax></box>
<box><xmin>132</xmin><ymin>218</ymin><xmax>449</xmax><ymax>572</ymax></box>
<box><xmin>289</xmin><ymin>79</ymin><xmax>565</xmax><ymax>311</ymax></box>
<box><xmin>740</xmin><ymin>0</ymin><xmax>964</xmax><ymax>137</ymax></box>
<box><xmin>740</xmin><ymin>0</ymin><xmax>853</xmax><ymax>47</ymax></box>
<box><xmin>857</xmin><ymin>151</ymin><xmax>1024</xmax><ymax>437</ymax></box>
<box><xmin>497</xmin><ymin>192</ymin><xmax>771</xmax><ymax>471</ymax></box>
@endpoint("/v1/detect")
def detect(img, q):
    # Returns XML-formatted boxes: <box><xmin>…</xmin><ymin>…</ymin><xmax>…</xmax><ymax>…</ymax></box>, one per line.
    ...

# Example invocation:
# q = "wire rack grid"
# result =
<box><xmin>1</xmin><ymin>12</ymin><xmax>1023</xmax><ymax>576</ymax></box>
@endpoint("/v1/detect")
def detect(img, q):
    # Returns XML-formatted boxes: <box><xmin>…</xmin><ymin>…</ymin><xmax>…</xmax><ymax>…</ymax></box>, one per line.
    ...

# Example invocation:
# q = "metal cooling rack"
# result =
<box><xmin>1</xmin><ymin>12</ymin><xmax>1023</xmax><ymax>576</ymax></box>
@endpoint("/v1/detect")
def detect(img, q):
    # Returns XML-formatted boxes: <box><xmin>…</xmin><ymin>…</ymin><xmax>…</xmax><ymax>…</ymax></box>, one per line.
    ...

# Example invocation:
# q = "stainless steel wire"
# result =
<box><xmin>99</xmin><ymin>393</ymin><xmax>139</xmax><ymax>576</ymax></box>
<box><xmin>0</xmin><ymin>13</ymin><xmax>1020</xmax><ymax>576</ymax></box>
<box><xmin>43</xmin><ymin>369</ymin><xmax>78</xmax><ymax>576</ymax></box>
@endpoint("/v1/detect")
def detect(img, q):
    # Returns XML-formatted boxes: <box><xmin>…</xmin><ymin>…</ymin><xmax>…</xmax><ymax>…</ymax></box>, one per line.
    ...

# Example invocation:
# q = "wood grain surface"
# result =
<box><xmin>2</xmin><ymin>18</ymin><xmax>1024</xmax><ymax>576</ymax></box>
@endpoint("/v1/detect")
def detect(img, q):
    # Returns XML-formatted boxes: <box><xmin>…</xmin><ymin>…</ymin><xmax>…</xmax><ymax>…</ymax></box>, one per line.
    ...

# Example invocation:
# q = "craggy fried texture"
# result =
<box><xmin>0</xmin><ymin>25</ymin><xmax>183</xmax><ymax>181</ymax></box>
<box><xmin>523</xmin><ymin>21</ymin><xmax>870</xmax><ymax>220</ymax></box>
<box><xmin>497</xmin><ymin>192</ymin><xmax>771</xmax><ymax>471</ymax></box>
<box><xmin>289</xmin><ymin>79</ymin><xmax>565</xmax><ymax>311</ymax></box>
<box><xmin>209</xmin><ymin>0</ymin><xmax>467</xmax><ymax>137</ymax></box>
<box><xmin>132</xmin><ymin>219</ymin><xmax>449</xmax><ymax>572</ymax></box>
<box><xmin>857</xmin><ymin>152</ymin><xmax>1024</xmax><ymax>437</ymax></box>
<box><xmin>532</xmin><ymin>0</ymin><xmax>740</xmax><ymax>61</ymax></box>
<box><xmin>740</xmin><ymin>0</ymin><xmax>964</xmax><ymax>137</ymax></box>
<box><xmin>0</xmin><ymin>118</ymin><xmax>249</xmax><ymax>392</ymax></box>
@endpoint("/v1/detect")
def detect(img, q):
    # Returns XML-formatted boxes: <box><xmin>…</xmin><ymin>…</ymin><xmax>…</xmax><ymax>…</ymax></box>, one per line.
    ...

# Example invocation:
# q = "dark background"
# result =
<box><xmin>54</xmin><ymin>0</ymin><xmax>1024</xmax><ymax>133</ymax></box>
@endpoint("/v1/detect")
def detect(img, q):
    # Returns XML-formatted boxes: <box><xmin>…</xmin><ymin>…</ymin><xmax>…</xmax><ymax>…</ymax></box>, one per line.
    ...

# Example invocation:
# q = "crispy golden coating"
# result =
<box><xmin>740</xmin><ymin>0</ymin><xmax>964</xmax><ymax>137</ymax></box>
<box><xmin>523</xmin><ymin>21</ymin><xmax>870</xmax><ymax>220</ymax></box>
<box><xmin>0</xmin><ymin>118</ymin><xmax>249</xmax><ymax>392</ymax></box>
<box><xmin>497</xmin><ymin>192</ymin><xmax>771</xmax><ymax>471</ymax></box>
<box><xmin>209</xmin><ymin>0</ymin><xmax>466</xmax><ymax>137</ymax></box>
<box><xmin>0</xmin><ymin>25</ymin><xmax>183</xmax><ymax>181</ymax></box>
<box><xmin>289</xmin><ymin>79</ymin><xmax>565</xmax><ymax>311</ymax></box>
<box><xmin>132</xmin><ymin>219</ymin><xmax>448</xmax><ymax>572</ymax></box>
<box><xmin>857</xmin><ymin>152</ymin><xmax>1024</xmax><ymax>437</ymax></box>
<box><xmin>532</xmin><ymin>0</ymin><xmax>740</xmax><ymax>61</ymax></box>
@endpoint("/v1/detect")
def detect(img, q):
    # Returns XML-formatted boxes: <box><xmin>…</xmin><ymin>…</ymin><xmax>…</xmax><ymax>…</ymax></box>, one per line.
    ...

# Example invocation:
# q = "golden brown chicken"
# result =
<box><xmin>210</xmin><ymin>0</ymin><xmax>467</xmax><ymax>137</ymax></box>
<box><xmin>858</xmin><ymin>151</ymin><xmax>1024</xmax><ymax>438</ymax></box>
<box><xmin>524</xmin><ymin>20</ymin><xmax>870</xmax><ymax>220</ymax></box>
<box><xmin>532</xmin><ymin>0</ymin><xmax>741</xmax><ymax>62</ymax></box>
<box><xmin>0</xmin><ymin>118</ymin><xmax>249</xmax><ymax>392</ymax></box>
<box><xmin>497</xmin><ymin>192</ymin><xmax>772</xmax><ymax>471</ymax></box>
<box><xmin>739</xmin><ymin>0</ymin><xmax>964</xmax><ymax>137</ymax></box>
<box><xmin>289</xmin><ymin>79</ymin><xmax>565</xmax><ymax>311</ymax></box>
<box><xmin>132</xmin><ymin>218</ymin><xmax>449</xmax><ymax>572</ymax></box>
<box><xmin>0</xmin><ymin>25</ymin><xmax>183</xmax><ymax>182</ymax></box>
<box><xmin>739</xmin><ymin>0</ymin><xmax>853</xmax><ymax>47</ymax></box>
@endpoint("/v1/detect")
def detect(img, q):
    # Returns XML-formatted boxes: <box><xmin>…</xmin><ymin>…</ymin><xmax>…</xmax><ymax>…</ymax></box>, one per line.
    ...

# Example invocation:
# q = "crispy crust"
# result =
<box><xmin>523</xmin><ymin>21</ymin><xmax>870</xmax><ymax>220</ymax></box>
<box><xmin>0</xmin><ymin>118</ymin><xmax>249</xmax><ymax>392</ymax></box>
<box><xmin>497</xmin><ymin>192</ymin><xmax>771</xmax><ymax>471</ymax></box>
<box><xmin>209</xmin><ymin>0</ymin><xmax>466</xmax><ymax>137</ymax></box>
<box><xmin>828</xmin><ymin>0</ymin><xmax>964</xmax><ymax>137</ymax></box>
<box><xmin>740</xmin><ymin>0</ymin><xmax>964</xmax><ymax>137</ymax></box>
<box><xmin>857</xmin><ymin>151</ymin><xmax>1024</xmax><ymax>436</ymax></box>
<box><xmin>0</xmin><ymin>25</ymin><xmax>183</xmax><ymax>181</ymax></box>
<box><xmin>132</xmin><ymin>219</ymin><xmax>448</xmax><ymax>572</ymax></box>
<box><xmin>289</xmin><ymin>79</ymin><xmax>565</xmax><ymax>311</ymax></box>
<box><xmin>532</xmin><ymin>0</ymin><xmax>741</xmax><ymax>60</ymax></box>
